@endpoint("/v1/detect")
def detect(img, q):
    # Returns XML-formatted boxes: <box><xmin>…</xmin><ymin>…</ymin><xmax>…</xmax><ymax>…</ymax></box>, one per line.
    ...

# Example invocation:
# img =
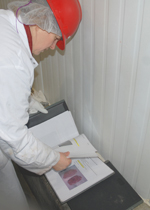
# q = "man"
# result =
<box><xmin>0</xmin><ymin>0</ymin><xmax>82</xmax><ymax>209</ymax></box>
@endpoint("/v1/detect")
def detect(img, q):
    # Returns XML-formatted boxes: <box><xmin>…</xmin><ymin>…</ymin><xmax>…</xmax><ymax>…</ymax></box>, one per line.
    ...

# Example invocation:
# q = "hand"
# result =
<box><xmin>52</xmin><ymin>152</ymin><xmax>72</xmax><ymax>171</ymax></box>
<box><xmin>28</xmin><ymin>96</ymin><xmax>48</xmax><ymax>114</ymax></box>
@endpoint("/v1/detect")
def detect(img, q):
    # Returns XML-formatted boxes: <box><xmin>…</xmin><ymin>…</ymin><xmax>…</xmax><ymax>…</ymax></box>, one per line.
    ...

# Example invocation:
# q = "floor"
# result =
<box><xmin>134</xmin><ymin>203</ymin><xmax>150</xmax><ymax>210</ymax></box>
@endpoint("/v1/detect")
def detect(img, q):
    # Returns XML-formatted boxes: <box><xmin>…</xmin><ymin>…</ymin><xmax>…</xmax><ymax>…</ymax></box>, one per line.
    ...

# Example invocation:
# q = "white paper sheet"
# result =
<box><xmin>54</xmin><ymin>134</ymin><xmax>99</xmax><ymax>158</ymax></box>
<box><xmin>30</xmin><ymin>111</ymin><xmax>79</xmax><ymax>148</ymax></box>
<box><xmin>46</xmin><ymin>157</ymin><xmax>114</xmax><ymax>202</ymax></box>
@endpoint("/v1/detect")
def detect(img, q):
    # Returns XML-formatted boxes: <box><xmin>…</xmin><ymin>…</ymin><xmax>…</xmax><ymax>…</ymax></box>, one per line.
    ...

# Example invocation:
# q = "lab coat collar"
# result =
<box><xmin>24</xmin><ymin>25</ymin><xmax>32</xmax><ymax>53</ymax></box>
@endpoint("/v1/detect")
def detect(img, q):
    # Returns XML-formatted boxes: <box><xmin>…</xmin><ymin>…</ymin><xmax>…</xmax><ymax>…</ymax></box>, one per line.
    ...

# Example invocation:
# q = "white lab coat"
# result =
<box><xmin>0</xmin><ymin>9</ymin><xmax>60</xmax><ymax>209</ymax></box>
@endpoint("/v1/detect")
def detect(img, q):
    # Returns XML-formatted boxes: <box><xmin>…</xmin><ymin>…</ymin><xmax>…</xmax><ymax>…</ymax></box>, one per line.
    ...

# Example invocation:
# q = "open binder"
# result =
<box><xmin>29</xmin><ymin>103</ymin><xmax>114</xmax><ymax>203</ymax></box>
<box><xmin>15</xmin><ymin>100</ymin><xmax>143</xmax><ymax>210</ymax></box>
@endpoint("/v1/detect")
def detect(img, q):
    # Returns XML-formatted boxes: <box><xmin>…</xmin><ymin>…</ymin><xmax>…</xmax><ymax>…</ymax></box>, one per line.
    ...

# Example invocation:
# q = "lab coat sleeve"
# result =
<box><xmin>0</xmin><ymin>63</ymin><xmax>60</xmax><ymax>175</ymax></box>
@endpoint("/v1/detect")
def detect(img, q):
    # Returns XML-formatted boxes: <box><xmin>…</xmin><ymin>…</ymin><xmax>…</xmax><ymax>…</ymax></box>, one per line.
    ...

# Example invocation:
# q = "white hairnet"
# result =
<box><xmin>7</xmin><ymin>0</ymin><xmax>62</xmax><ymax>36</ymax></box>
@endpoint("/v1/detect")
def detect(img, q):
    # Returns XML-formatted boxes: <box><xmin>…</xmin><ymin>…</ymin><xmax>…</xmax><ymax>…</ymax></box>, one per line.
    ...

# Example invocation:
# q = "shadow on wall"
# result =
<box><xmin>33</xmin><ymin>33</ymin><xmax>75</xmax><ymax>62</ymax></box>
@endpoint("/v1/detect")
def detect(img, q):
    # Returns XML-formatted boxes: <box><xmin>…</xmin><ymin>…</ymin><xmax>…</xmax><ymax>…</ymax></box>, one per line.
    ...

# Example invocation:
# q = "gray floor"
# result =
<box><xmin>134</xmin><ymin>203</ymin><xmax>150</xmax><ymax>210</ymax></box>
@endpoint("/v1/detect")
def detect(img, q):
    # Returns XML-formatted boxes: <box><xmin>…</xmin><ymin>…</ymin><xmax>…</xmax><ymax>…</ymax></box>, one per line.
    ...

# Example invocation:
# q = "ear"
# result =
<box><xmin>35</xmin><ymin>25</ymin><xmax>40</xmax><ymax>32</ymax></box>
<box><xmin>29</xmin><ymin>25</ymin><xmax>38</xmax><ymax>33</ymax></box>
<box><xmin>34</xmin><ymin>26</ymin><xmax>46</xmax><ymax>36</ymax></box>
<box><xmin>30</xmin><ymin>25</ymin><xmax>39</xmax><ymax>40</ymax></box>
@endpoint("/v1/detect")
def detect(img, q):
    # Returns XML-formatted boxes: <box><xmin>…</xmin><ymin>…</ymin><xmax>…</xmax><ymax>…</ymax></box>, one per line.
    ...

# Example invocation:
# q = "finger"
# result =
<box><xmin>64</xmin><ymin>151</ymin><xmax>70</xmax><ymax>157</ymax></box>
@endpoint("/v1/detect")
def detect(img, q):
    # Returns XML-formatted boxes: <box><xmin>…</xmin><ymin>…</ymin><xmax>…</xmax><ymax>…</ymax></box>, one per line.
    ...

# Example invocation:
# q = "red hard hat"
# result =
<box><xmin>46</xmin><ymin>0</ymin><xmax>82</xmax><ymax>50</ymax></box>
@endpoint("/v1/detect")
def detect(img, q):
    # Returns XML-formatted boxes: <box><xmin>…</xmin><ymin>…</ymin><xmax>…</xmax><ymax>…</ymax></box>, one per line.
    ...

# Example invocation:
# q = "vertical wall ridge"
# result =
<box><xmin>122</xmin><ymin>0</ymin><xmax>145</xmax><ymax>182</ymax></box>
<box><xmin>109</xmin><ymin>0</ymin><xmax>126</xmax><ymax>161</ymax></box>
<box><xmin>131</xmin><ymin>0</ymin><xmax>147</xmax><ymax>187</ymax></box>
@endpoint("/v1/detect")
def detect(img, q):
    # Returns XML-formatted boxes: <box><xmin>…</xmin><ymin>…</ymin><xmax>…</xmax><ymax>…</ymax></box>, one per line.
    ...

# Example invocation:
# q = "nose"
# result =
<box><xmin>50</xmin><ymin>42</ymin><xmax>57</xmax><ymax>50</ymax></box>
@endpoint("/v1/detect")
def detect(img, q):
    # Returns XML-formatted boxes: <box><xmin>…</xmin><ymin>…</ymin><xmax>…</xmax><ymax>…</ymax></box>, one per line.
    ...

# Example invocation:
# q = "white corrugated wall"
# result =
<box><xmin>1</xmin><ymin>0</ymin><xmax>150</xmax><ymax>201</ymax></box>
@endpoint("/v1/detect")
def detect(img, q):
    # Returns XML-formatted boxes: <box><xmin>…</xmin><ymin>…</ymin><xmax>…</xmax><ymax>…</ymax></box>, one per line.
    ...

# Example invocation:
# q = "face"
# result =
<box><xmin>30</xmin><ymin>26</ymin><xmax>62</xmax><ymax>55</ymax></box>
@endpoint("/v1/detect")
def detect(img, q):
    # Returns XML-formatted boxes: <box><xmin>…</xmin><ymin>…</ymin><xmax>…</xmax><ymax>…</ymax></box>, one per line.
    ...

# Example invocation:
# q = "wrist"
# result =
<box><xmin>51</xmin><ymin>150</ymin><xmax>60</xmax><ymax>166</ymax></box>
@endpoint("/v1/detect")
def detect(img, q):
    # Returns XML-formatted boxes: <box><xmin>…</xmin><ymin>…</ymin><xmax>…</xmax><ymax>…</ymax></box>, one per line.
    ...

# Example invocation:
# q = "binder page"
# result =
<box><xmin>30</xmin><ymin>111</ymin><xmax>79</xmax><ymax>147</ymax></box>
<box><xmin>53</xmin><ymin>134</ymin><xmax>98</xmax><ymax>158</ymax></box>
<box><xmin>46</xmin><ymin>157</ymin><xmax>114</xmax><ymax>202</ymax></box>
